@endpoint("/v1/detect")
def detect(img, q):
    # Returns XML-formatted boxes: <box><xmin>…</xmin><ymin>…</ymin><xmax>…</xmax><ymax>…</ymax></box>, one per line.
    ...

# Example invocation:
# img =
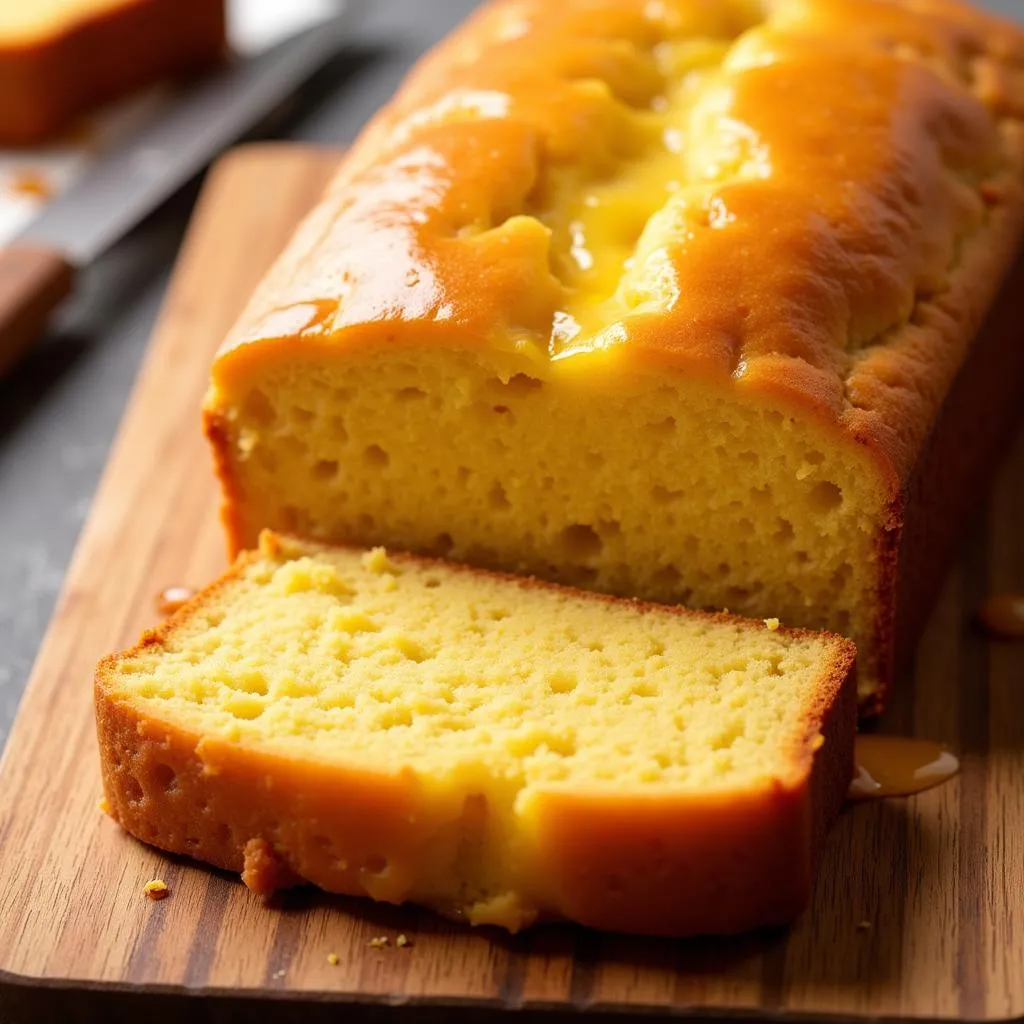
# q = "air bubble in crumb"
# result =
<box><xmin>368</xmin><ymin>936</ymin><xmax>389</xmax><ymax>949</ymax></box>
<box><xmin>144</xmin><ymin>879</ymin><xmax>169</xmax><ymax>900</ymax></box>
<box><xmin>765</xmin><ymin>618</ymin><xmax>780</xmax><ymax>631</ymax></box>
<box><xmin>327</xmin><ymin>952</ymin><xmax>340</xmax><ymax>965</ymax></box>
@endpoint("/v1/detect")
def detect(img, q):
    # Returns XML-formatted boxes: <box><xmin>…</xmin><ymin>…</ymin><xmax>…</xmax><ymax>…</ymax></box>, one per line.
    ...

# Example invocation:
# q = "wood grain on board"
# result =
<box><xmin>0</xmin><ymin>143</ymin><xmax>1022</xmax><ymax>1023</ymax></box>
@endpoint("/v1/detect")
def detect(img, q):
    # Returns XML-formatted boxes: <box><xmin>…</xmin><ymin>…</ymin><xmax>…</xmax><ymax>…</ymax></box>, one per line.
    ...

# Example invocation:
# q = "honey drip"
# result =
<box><xmin>156</xmin><ymin>586</ymin><xmax>197</xmax><ymax>616</ymax></box>
<box><xmin>977</xmin><ymin>594</ymin><xmax>1024</xmax><ymax>638</ymax></box>
<box><xmin>849</xmin><ymin>735</ymin><xmax>959</xmax><ymax>801</ymax></box>
<box><xmin>8</xmin><ymin>170</ymin><xmax>51</xmax><ymax>201</ymax></box>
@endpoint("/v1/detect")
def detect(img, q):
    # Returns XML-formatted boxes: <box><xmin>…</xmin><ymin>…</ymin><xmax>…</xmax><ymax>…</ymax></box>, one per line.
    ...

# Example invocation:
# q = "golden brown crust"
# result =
<box><xmin>202</xmin><ymin>405</ymin><xmax>249</xmax><ymax>560</ymax></box>
<box><xmin>0</xmin><ymin>0</ymin><xmax>225</xmax><ymax>145</ymax></box>
<box><xmin>96</xmin><ymin>533</ymin><xmax>857</xmax><ymax>937</ymax></box>
<box><xmin>890</xmin><ymin>250</ymin><xmax>1024</xmax><ymax>677</ymax></box>
<box><xmin>211</xmin><ymin>0</ymin><xmax>1024</xmax><ymax>488</ymax></box>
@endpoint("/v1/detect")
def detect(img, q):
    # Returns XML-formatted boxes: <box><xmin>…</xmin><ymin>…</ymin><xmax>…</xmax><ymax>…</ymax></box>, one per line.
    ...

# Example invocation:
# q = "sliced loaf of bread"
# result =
<box><xmin>96</xmin><ymin>531</ymin><xmax>856</xmax><ymax>937</ymax></box>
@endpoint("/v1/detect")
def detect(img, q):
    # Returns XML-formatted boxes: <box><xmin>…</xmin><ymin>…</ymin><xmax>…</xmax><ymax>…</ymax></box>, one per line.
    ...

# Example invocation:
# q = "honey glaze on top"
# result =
<box><xmin>849</xmin><ymin>735</ymin><xmax>959</xmax><ymax>800</ymax></box>
<box><xmin>220</xmin><ymin>0</ymin><xmax>1024</xmax><ymax>479</ymax></box>
<box><xmin>247</xmin><ymin>298</ymin><xmax>339</xmax><ymax>342</ymax></box>
<box><xmin>977</xmin><ymin>593</ymin><xmax>1024</xmax><ymax>638</ymax></box>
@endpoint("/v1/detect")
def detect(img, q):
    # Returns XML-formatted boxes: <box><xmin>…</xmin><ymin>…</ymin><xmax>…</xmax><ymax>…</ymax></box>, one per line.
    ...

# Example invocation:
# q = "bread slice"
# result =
<box><xmin>204</xmin><ymin>0</ymin><xmax>1024</xmax><ymax>714</ymax></box>
<box><xmin>96</xmin><ymin>532</ymin><xmax>856</xmax><ymax>937</ymax></box>
<box><xmin>0</xmin><ymin>0</ymin><xmax>225</xmax><ymax>145</ymax></box>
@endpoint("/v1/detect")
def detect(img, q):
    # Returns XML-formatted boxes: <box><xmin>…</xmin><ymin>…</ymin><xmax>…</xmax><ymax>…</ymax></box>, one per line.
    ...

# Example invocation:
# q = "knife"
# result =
<box><xmin>0</xmin><ymin>15</ymin><xmax>352</xmax><ymax>376</ymax></box>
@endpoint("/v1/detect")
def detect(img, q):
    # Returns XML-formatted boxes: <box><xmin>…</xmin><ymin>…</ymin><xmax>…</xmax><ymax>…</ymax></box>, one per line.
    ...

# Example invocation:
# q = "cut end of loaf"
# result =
<box><xmin>206</xmin><ymin>348</ymin><xmax>888</xmax><ymax>705</ymax></box>
<box><xmin>96</xmin><ymin>532</ymin><xmax>856</xmax><ymax>937</ymax></box>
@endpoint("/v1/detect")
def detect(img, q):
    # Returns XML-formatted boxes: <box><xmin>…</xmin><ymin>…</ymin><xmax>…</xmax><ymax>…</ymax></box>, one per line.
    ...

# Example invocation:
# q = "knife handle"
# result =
<box><xmin>0</xmin><ymin>245</ymin><xmax>75</xmax><ymax>376</ymax></box>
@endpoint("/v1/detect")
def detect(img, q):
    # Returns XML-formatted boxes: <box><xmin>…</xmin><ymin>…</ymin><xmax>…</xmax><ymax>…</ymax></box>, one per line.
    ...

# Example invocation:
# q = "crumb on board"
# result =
<box><xmin>368</xmin><ymin>936</ymin><xmax>389</xmax><ymax>949</ymax></box>
<box><xmin>143</xmin><ymin>879</ymin><xmax>169</xmax><ymax>901</ymax></box>
<box><xmin>327</xmin><ymin>952</ymin><xmax>340</xmax><ymax>965</ymax></box>
<box><xmin>273</xmin><ymin>968</ymin><xmax>286</xmax><ymax>979</ymax></box>
<box><xmin>857</xmin><ymin>920</ymin><xmax>872</xmax><ymax>931</ymax></box>
<box><xmin>396</xmin><ymin>934</ymin><xmax>411</xmax><ymax>948</ymax></box>
<box><xmin>97</xmin><ymin>797</ymin><xmax>112</xmax><ymax>815</ymax></box>
<box><xmin>764</xmin><ymin>617</ymin><xmax>780</xmax><ymax>631</ymax></box>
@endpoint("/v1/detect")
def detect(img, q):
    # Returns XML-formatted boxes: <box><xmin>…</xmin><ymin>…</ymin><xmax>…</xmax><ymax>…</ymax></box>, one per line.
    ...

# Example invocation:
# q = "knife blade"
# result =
<box><xmin>0</xmin><ymin>14</ymin><xmax>353</xmax><ymax>375</ymax></box>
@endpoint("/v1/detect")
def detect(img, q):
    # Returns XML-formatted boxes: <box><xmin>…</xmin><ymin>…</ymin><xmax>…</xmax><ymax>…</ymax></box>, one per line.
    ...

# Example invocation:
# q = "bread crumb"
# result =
<box><xmin>362</xmin><ymin>547</ymin><xmax>397</xmax><ymax>575</ymax></box>
<box><xmin>765</xmin><ymin>617</ymin><xmax>780</xmax><ymax>631</ymax></box>
<box><xmin>368</xmin><ymin>936</ymin><xmax>389</xmax><ymax>949</ymax></box>
<box><xmin>273</xmin><ymin>968</ymin><xmax>286</xmax><ymax>979</ymax></box>
<box><xmin>396</xmin><ymin>934</ymin><xmax>411</xmax><ymax>948</ymax></box>
<box><xmin>857</xmin><ymin>920</ymin><xmax>872</xmax><ymax>931</ymax></box>
<box><xmin>97</xmin><ymin>797</ymin><xmax>112</xmax><ymax>815</ymax></box>
<box><xmin>327</xmin><ymin>952</ymin><xmax>340</xmax><ymax>965</ymax></box>
<box><xmin>143</xmin><ymin>879</ymin><xmax>169</xmax><ymax>900</ymax></box>
<box><xmin>811</xmin><ymin>734</ymin><xmax>825</xmax><ymax>752</ymax></box>
<box><xmin>258</xmin><ymin>530</ymin><xmax>282</xmax><ymax>558</ymax></box>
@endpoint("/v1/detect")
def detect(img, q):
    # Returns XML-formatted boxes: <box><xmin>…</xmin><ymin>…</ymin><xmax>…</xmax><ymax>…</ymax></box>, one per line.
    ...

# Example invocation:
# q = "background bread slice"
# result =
<box><xmin>96</xmin><ymin>532</ymin><xmax>856</xmax><ymax>937</ymax></box>
<box><xmin>0</xmin><ymin>0</ymin><xmax>225</xmax><ymax>145</ymax></box>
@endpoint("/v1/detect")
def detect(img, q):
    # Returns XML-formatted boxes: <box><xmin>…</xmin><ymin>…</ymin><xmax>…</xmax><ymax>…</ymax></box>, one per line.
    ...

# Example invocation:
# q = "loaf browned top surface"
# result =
<box><xmin>216</xmin><ymin>0</ymin><xmax>1024</xmax><ymax>490</ymax></box>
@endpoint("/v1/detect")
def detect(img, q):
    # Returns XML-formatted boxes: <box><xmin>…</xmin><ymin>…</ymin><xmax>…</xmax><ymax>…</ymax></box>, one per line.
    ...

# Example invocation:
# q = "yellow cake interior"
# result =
<box><xmin>104</xmin><ymin>534</ymin><xmax>845</xmax><ymax>926</ymax></box>
<box><xmin>111</xmin><ymin>535</ymin><xmax>838</xmax><ymax>790</ymax></box>
<box><xmin>213</xmin><ymin>351</ymin><xmax>886</xmax><ymax>702</ymax></box>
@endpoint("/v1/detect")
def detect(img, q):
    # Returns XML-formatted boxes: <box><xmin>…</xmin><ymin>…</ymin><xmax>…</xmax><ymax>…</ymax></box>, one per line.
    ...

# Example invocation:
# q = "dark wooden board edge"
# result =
<box><xmin>7</xmin><ymin>969</ymin><xmax>1013</xmax><ymax>1024</ymax></box>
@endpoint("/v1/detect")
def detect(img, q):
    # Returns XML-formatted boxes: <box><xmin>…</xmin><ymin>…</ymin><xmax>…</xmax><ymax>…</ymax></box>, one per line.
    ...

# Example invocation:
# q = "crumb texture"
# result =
<box><xmin>113</xmin><ymin>540</ymin><xmax>834</xmax><ymax>788</ymax></box>
<box><xmin>211</xmin><ymin>353</ymin><xmax>882</xmax><ymax>697</ymax></box>
<box><xmin>97</xmin><ymin>534</ymin><xmax>855</xmax><ymax>936</ymax></box>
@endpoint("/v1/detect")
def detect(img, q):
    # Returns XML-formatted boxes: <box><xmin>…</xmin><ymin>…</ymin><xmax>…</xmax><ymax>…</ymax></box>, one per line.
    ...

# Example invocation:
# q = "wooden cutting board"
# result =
<box><xmin>0</xmin><ymin>143</ymin><xmax>1022</xmax><ymax>1024</ymax></box>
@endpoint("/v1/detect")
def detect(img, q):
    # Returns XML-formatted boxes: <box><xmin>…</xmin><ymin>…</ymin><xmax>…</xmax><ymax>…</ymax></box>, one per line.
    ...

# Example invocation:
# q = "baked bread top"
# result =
<box><xmin>213</xmin><ymin>0</ymin><xmax>1024</xmax><ymax>493</ymax></box>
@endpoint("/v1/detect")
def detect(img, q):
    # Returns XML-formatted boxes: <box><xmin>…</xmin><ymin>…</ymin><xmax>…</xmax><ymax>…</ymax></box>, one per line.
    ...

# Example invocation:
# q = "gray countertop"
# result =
<box><xmin>0</xmin><ymin>0</ymin><xmax>1019</xmax><ymax>752</ymax></box>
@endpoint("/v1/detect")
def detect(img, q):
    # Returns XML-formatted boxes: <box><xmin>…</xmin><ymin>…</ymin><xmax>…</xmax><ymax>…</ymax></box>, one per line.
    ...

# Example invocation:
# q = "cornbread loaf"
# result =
<box><xmin>204</xmin><ymin>0</ymin><xmax>1024</xmax><ymax>713</ymax></box>
<box><xmin>96</xmin><ymin>532</ymin><xmax>856</xmax><ymax>937</ymax></box>
<box><xmin>0</xmin><ymin>0</ymin><xmax>225</xmax><ymax>145</ymax></box>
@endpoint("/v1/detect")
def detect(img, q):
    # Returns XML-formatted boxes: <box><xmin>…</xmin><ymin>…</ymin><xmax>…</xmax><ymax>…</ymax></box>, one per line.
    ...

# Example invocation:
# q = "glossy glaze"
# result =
<box><xmin>7</xmin><ymin>169</ymin><xmax>51</xmax><ymax>200</ymax></box>
<box><xmin>977</xmin><ymin>593</ymin><xmax>1024</xmax><ymax>638</ymax></box>
<box><xmin>155</xmin><ymin>586</ymin><xmax>196</xmax><ymax>617</ymax></box>
<box><xmin>849</xmin><ymin>734</ymin><xmax>959</xmax><ymax>800</ymax></box>
<box><xmin>219</xmin><ymin>0</ymin><xmax>1024</xmax><ymax>485</ymax></box>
